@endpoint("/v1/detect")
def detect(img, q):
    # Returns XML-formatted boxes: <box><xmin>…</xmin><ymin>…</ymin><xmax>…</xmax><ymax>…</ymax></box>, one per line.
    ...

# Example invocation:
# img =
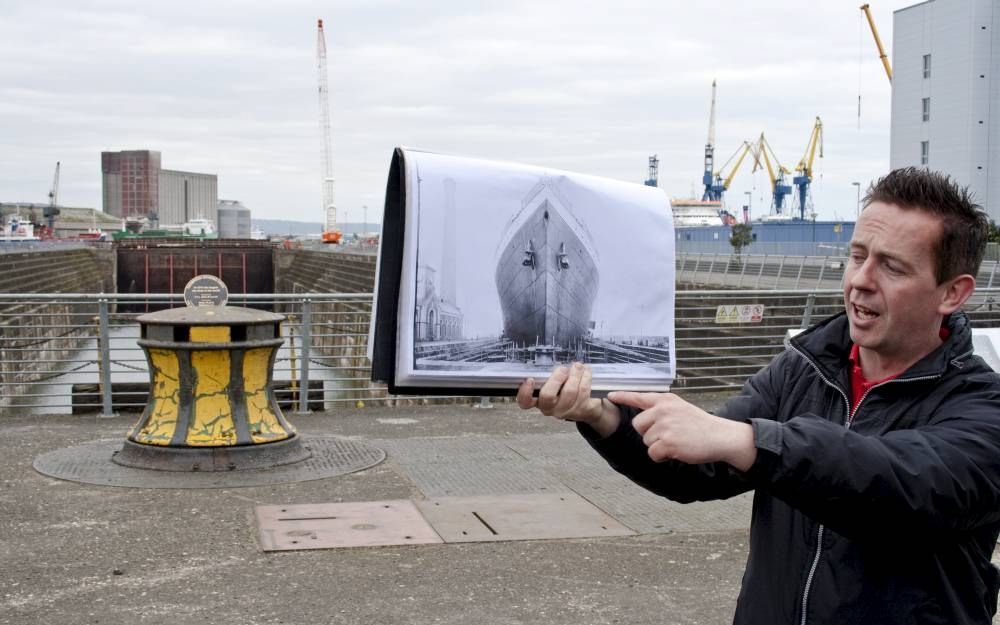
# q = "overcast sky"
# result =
<box><xmin>0</xmin><ymin>1</ymin><xmax>912</xmax><ymax>224</ymax></box>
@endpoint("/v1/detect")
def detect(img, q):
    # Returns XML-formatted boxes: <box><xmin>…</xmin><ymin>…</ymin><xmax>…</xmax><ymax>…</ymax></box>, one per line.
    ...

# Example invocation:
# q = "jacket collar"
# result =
<box><xmin>789</xmin><ymin>310</ymin><xmax>974</xmax><ymax>384</ymax></box>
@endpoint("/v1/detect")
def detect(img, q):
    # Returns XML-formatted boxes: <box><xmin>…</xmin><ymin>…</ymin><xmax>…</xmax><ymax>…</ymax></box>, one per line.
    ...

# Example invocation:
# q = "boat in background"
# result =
<box><xmin>0</xmin><ymin>214</ymin><xmax>41</xmax><ymax>242</ymax></box>
<box><xmin>72</xmin><ymin>210</ymin><xmax>108</xmax><ymax>241</ymax></box>
<box><xmin>181</xmin><ymin>218</ymin><xmax>218</xmax><ymax>239</ymax></box>
<box><xmin>74</xmin><ymin>228</ymin><xmax>108</xmax><ymax>242</ymax></box>
<box><xmin>112</xmin><ymin>216</ymin><xmax>219</xmax><ymax>241</ymax></box>
<box><xmin>671</xmin><ymin>199</ymin><xmax>735</xmax><ymax>227</ymax></box>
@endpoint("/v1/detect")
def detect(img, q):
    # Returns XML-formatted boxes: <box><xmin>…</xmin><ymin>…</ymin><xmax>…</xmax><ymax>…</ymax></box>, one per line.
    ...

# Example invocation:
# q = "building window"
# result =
<box><xmin>923</xmin><ymin>54</ymin><xmax>931</xmax><ymax>78</ymax></box>
<box><xmin>920</xmin><ymin>141</ymin><xmax>930</xmax><ymax>165</ymax></box>
<box><xmin>922</xmin><ymin>97</ymin><xmax>930</xmax><ymax>122</ymax></box>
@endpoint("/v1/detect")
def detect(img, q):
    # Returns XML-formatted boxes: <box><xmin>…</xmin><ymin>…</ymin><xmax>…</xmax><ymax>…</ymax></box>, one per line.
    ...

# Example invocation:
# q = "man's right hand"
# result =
<box><xmin>516</xmin><ymin>362</ymin><xmax>621</xmax><ymax>438</ymax></box>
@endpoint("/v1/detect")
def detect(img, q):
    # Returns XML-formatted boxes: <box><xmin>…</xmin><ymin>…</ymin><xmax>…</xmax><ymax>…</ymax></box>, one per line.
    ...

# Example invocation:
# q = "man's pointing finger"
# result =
<box><xmin>608</xmin><ymin>391</ymin><xmax>661</xmax><ymax>411</ymax></box>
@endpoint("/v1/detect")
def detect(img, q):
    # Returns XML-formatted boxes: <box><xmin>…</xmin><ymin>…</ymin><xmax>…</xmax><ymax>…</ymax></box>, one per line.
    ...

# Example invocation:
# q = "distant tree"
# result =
<box><xmin>987</xmin><ymin>221</ymin><xmax>1000</xmax><ymax>245</ymax></box>
<box><xmin>729</xmin><ymin>222</ymin><xmax>754</xmax><ymax>257</ymax></box>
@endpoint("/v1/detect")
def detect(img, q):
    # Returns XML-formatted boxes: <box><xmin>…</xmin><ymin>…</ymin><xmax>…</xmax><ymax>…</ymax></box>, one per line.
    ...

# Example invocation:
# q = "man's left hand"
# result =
<box><xmin>608</xmin><ymin>391</ymin><xmax>757</xmax><ymax>472</ymax></box>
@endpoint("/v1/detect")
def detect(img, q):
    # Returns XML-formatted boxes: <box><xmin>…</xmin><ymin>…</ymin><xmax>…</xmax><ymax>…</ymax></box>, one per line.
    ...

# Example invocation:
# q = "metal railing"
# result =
<box><xmin>676</xmin><ymin>241</ymin><xmax>851</xmax><ymax>257</ymax></box>
<box><xmin>0</xmin><ymin>293</ymin><xmax>381</xmax><ymax>415</ymax></box>
<box><xmin>677</xmin><ymin>253</ymin><xmax>1000</xmax><ymax>291</ymax></box>
<box><xmin>677</xmin><ymin>252</ymin><xmax>849</xmax><ymax>290</ymax></box>
<box><xmin>4</xmin><ymin>289</ymin><xmax>1000</xmax><ymax>414</ymax></box>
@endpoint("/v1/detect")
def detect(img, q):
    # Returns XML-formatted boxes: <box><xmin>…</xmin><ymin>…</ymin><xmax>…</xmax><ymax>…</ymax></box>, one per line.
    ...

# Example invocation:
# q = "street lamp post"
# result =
<box><xmin>852</xmin><ymin>182</ymin><xmax>861</xmax><ymax>218</ymax></box>
<box><xmin>363</xmin><ymin>205</ymin><xmax>368</xmax><ymax>233</ymax></box>
<box><xmin>744</xmin><ymin>191</ymin><xmax>752</xmax><ymax>222</ymax></box>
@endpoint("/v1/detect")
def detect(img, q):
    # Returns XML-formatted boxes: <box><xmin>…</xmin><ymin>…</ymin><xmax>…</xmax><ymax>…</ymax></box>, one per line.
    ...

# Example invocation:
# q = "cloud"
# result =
<box><xmin>0</xmin><ymin>0</ymin><xmax>907</xmax><ymax>223</ymax></box>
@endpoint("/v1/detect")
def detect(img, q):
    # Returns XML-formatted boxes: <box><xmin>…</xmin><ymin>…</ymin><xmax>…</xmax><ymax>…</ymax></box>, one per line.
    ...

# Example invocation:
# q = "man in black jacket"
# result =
<box><xmin>517</xmin><ymin>167</ymin><xmax>1000</xmax><ymax>624</ymax></box>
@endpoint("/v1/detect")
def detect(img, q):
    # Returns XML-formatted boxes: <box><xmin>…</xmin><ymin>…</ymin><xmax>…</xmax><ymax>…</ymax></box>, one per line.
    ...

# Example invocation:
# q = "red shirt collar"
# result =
<box><xmin>848</xmin><ymin>327</ymin><xmax>950</xmax><ymax>413</ymax></box>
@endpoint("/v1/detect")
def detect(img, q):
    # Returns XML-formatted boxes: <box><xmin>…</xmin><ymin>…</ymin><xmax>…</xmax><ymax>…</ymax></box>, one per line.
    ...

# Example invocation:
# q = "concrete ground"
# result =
<box><xmin>1</xmin><ymin>392</ymin><xmax>997</xmax><ymax>625</ymax></box>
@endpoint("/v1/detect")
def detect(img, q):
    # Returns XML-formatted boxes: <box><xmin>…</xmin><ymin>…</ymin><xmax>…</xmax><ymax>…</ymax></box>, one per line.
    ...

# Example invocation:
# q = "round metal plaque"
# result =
<box><xmin>183</xmin><ymin>274</ymin><xmax>229</xmax><ymax>307</ymax></box>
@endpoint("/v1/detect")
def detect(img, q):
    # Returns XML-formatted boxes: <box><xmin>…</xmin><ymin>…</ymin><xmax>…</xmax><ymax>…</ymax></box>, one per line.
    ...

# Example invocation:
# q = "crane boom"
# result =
<box><xmin>721</xmin><ymin>141</ymin><xmax>753</xmax><ymax>190</ymax></box>
<box><xmin>792</xmin><ymin>117</ymin><xmax>824</xmax><ymax>220</ymax></box>
<box><xmin>860</xmin><ymin>4</ymin><xmax>892</xmax><ymax>82</ymax></box>
<box><xmin>317</xmin><ymin>19</ymin><xmax>338</xmax><ymax>237</ymax></box>
<box><xmin>45</xmin><ymin>161</ymin><xmax>61</xmax><ymax>231</ymax></box>
<box><xmin>704</xmin><ymin>140</ymin><xmax>753</xmax><ymax>204</ymax></box>
<box><xmin>48</xmin><ymin>162</ymin><xmax>60</xmax><ymax>208</ymax></box>
<box><xmin>752</xmin><ymin>134</ymin><xmax>793</xmax><ymax>215</ymax></box>
<box><xmin>701</xmin><ymin>80</ymin><xmax>717</xmax><ymax>201</ymax></box>
<box><xmin>707</xmin><ymin>79</ymin><xmax>716</xmax><ymax>149</ymax></box>
<box><xmin>796</xmin><ymin>117</ymin><xmax>824</xmax><ymax>177</ymax></box>
<box><xmin>752</xmin><ymin>134</ymin><xmax>776</xmax><ymax>186</ymax></box>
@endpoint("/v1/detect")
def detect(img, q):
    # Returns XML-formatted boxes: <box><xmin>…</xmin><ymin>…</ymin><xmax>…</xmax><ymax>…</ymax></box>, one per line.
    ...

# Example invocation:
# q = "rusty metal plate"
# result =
<box><xmin>255</xmin><ymin>500</ymin><xmax>442</xmax><ymax>551</ymax></box>
<box><xmin>415</xmin><ymin>492</ymin><xmax>636</xmax><ymax>543</ymax></box>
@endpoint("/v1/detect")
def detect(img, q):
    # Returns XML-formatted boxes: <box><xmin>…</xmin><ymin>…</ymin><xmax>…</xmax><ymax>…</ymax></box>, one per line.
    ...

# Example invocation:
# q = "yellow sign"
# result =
<box><xmin>715</xmin><ymin>304</ymin><xmax>765</xmax><ymax>324</ymax></box>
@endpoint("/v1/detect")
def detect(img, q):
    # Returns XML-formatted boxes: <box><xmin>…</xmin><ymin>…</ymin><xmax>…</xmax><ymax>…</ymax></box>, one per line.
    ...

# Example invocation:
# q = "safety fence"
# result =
<box><xmin>677</xmin><ymin>241</ymin><xmax>851</xmax><ymax>258</ymax></box>
<box><xmin>677</xmin><ymin>252</ymin><xmax>1000</xmax><ymax>291</ymax></box>
<box><xmin>3</xmin><ymin>289</ymin><xmax>1000</xmax><ymax>415</ymax></box>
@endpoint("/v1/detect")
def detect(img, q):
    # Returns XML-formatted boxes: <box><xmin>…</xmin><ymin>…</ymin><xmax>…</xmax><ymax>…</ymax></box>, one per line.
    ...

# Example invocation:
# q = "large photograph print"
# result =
<box><xmin>384</xmin><ymin>148</ymin><xmax>675</xmax><ymax>393</ymax></box>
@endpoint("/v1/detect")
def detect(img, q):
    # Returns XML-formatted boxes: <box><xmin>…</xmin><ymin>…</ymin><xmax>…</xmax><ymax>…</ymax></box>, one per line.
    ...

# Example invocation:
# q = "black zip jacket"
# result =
<box><xmin>581</xmin><ymin>312</ymin><xmax>1000</xmax><ymax>624</ymax></box>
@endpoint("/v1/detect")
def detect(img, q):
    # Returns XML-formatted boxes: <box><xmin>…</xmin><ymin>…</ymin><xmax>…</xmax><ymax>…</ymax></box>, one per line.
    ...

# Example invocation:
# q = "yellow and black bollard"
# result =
<box><xmin>113</xmin><ymin>305</ymin><xmax>311</xmax><ymax>472</ymax></box>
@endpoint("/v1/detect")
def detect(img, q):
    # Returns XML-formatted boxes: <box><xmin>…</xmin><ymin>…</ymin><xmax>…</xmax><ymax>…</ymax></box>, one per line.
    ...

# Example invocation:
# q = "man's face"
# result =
<box><xmin>844</xmin><ymin>201</ymin><xmax>949</xmax><ymax>366</ymax></box>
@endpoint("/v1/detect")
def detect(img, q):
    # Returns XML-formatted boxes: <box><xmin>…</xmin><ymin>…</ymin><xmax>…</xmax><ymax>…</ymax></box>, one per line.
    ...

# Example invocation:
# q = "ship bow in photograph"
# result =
<box><xmin>494</xmin><ymin>180</ymin><xmax>599</xmax><ymax>348</ymax></box>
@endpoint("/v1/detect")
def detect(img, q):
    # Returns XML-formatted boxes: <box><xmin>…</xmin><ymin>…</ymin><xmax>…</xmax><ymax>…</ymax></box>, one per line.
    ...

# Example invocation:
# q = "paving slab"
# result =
<box><xmin>415</xmin><ymin>493</ymin><xmax>635</xmax><ymax>543</ymax></box>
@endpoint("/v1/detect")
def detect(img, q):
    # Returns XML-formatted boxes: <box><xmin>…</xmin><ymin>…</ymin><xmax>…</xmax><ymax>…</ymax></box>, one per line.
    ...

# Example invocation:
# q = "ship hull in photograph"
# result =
<box><xmin>494</xmin><ymin>188</ymin><xmax>598</xmax><ymax>347</ymax></box>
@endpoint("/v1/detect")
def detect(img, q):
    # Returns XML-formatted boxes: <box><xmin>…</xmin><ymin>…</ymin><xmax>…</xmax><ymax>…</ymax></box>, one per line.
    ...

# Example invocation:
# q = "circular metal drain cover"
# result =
<box><xmin>32</xmin><ymin>437</ymin><xmax>386</xmax><ymax>489</ymax></box>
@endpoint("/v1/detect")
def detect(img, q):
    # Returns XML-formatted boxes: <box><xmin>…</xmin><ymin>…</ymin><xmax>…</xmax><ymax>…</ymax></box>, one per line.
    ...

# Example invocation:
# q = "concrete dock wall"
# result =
<box><xmin>275</xmin><ymin>249</ymin><xmax>383</xmax><ymax>405</ymax></box>
<box><xmin>0</xmin><ymin>247</ymin><xmax>114</xmax><ymax>409</ymax></box>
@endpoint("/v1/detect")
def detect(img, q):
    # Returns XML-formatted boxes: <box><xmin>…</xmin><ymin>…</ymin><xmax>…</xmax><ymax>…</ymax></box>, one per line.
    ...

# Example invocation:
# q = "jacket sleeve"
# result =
<box><xmin>578</xmin><ymin>352</ymin><xmax>790</xmax><ymax>503</ymax></box>
<box><xmin>749</xmin><ymin>372</ymin><xmax>1000</xmax><ymax>540</ymax></box>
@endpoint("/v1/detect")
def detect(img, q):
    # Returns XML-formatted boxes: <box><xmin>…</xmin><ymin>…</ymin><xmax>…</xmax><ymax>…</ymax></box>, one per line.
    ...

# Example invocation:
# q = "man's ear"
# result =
<box><xmin>938</xmin><ymin>274</ymin><xmax>977</xmax><ymax>315</ymax></box>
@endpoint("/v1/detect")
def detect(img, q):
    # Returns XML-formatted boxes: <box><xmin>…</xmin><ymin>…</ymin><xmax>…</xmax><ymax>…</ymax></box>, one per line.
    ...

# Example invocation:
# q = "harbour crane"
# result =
<box><xmin>706</xmin><ymin>140</ymin><xmax>755</xmax><ymax>203</ymax></box>
<box><xmin>751</xmin><ymin>134</ymin><xmax>793</xmax><ymax>216</ymax></box>
<box><xmin>860</xmin><ymin>4</ymin><xmax>892</xmax><ymax>82</ymax></box>
<box><xmin>792</xmin><ymin>117</ymin><xmax>824</xmax><ymax>220</ymax></box>
<box><xmin>316</xmin><ymin>19</ymin><xmax>342</xmax><ymax>245</ymax></box>
<box><xmin>45</xmin><ymin>161</ymin><xmax>61</xmax><ymax>231</ymax></box>
<box><xmin>644</xmin><ymin>154</ymin><xmax>659</xmax><ymax>187</ymax></box>
<box><xmin>701</xmin><ymin>80</ymin><xmax>717</xmax><ymax>201</ymax></box>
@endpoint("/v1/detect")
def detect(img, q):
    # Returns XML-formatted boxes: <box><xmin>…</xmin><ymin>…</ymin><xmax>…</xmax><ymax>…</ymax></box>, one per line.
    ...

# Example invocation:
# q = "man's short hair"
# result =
<box><xmin>863</xmin><ymin>167</ymin><xmax>989</xmax><ymax>283</ymax></box>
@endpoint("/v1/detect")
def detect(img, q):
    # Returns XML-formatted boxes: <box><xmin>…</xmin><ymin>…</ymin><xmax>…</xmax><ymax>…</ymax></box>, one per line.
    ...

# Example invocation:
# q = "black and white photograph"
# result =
<box><xmin>380</xmin><ymin>148</ymin><xmax>676</xmax><ymax>393</ymax></box>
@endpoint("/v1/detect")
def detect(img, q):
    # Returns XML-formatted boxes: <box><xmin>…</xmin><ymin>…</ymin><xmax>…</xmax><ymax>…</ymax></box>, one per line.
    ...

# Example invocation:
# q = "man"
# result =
<box><xmin>517</xmin><ymin>167</ymin><xmax>1000</xmax><ymax>624</ymax></box>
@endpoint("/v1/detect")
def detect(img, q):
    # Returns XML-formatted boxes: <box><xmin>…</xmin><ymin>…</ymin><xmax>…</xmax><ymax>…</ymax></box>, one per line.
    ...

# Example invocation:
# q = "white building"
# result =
<box><xmin>890</xmin><ymin>0</ymin><xmax>999</xmax><ymax>221</ymax></box>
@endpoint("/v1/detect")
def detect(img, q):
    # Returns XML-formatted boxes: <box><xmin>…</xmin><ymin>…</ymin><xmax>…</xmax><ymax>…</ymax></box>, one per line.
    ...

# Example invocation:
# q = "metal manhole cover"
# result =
<box><xmin>32</xmin><ymin>437</ymin><xmax>385</xmax><ymax>489</ymax></box>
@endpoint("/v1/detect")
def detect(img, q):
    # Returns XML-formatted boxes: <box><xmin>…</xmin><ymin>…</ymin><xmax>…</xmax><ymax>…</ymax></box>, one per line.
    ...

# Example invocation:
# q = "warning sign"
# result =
<box><xmin>715</xmin><ymin>304</ymin><xmax>765</xmax><ymax>324</ymax></box>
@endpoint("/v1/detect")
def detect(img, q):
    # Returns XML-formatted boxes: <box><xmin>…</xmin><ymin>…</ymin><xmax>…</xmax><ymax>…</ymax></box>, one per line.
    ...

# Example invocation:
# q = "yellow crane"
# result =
<box><xmin>860</xmin><ymin>4</ymin><xmax>892</xmax><ymax>82</ymax></box>
<box><xmin>792</xmin><ymin>117</ymin><xmax>824</xmax><ymax>220</ymax></box>
<box><xmin>751</xmin><ymin>134</ymin><xmax>793</xmax><ymax>216</ymax></box>
<box><xmin>709</xmin><ymin>141</ymin><xmax>755</xmax><ymax>200</ymax></box>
